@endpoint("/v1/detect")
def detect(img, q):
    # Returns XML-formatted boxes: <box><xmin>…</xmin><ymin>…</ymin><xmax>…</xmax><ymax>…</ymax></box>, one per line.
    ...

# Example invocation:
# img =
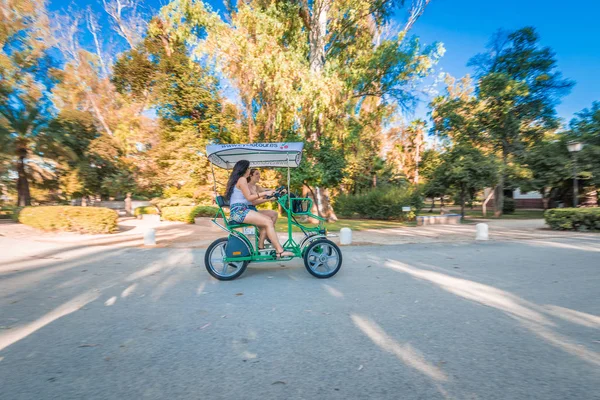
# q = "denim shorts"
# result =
<box><xmin>230</xmin><ymin>203</ymin><xmax>250</xmax><ymax>224</ymax></box>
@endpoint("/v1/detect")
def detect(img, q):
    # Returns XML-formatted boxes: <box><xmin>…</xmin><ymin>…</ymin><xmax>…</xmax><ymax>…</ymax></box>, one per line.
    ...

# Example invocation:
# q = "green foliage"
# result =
<box><xmin>161</xmin><ymin>205</ymin><xmax>219</xmax><ymax>223</ymax></box>
<box><xmin>544</xmin><ymin>208</ymin><xmax>600</xmax><ymax>231</ymax></box>
<box><xmin>333</xmin><ymin>186</ymin><xmax>423</xmax><ymax>220</ymax></box>
<box><xmin>0</xmin><ymin>1</ymin><xmax>58</xmax><ymax>206</ymax></box>
<box><xmin>151</xmin><ymin>197</ymin><xmax>196</xmax><ymax>209</ymax></box>
<box><xmin>192</xmin><ymin>206</ymin><xmax>219</xmax><ymax>218</ymax></box>
<box><xmin>0</xmin><ymin>204</ymin><xmax>22</xmax><ymax>221</ymax></box>
<box><xmin>292</xmin><ymin>138</ymin><xmax>346</xmax><ymax>190</ymax></box>
<box><xmin>134</xmin><ymin>206</ymin><xmax>159</xmax><ymax>216</ymax></box>
<box><xmin>503</xmin><ymin>197</ymin><xmax>516</xmax><ymax>214</ymax></box>
<box><xmin>19</xmin><ymin>206</ymin><xmax>118</xmax><ymax>234</ymax></box>
<box><xmin>431</xmin><ymin>27</ymin><xmax>573</xmax><ymax>216</ymax></box>
<box><xmin>429</xmin><ymin>145</ymin><xmax>499</xmax><ymax>217</ymax></box>
<box><xmin>568</xmin><ymin>102</ymin><xmax>600</xmax><ymax>190</ymax></box>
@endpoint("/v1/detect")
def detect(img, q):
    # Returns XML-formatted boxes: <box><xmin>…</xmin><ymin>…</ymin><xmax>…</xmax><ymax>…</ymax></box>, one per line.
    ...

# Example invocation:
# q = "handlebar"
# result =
<box><xmin>266</xmin><ymin>186</ymin><xmax>287</xmax><ymax>199</ymax></box>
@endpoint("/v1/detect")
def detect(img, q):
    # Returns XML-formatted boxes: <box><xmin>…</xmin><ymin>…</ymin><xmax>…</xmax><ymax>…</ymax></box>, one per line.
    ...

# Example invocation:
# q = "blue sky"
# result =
<box><xmin>408</xmin><ymin>0</ymin><xmax>600</xmax><ymax>125</ymax></box>
<box><xmin>49</xmin><ymin>0</ymin><xmax>599</xmax><ymax>126</ymax></box>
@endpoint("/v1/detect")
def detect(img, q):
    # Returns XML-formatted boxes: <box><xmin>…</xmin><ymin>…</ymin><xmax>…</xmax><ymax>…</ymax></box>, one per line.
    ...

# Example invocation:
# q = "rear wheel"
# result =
<box><xmin>205</xmin><ymin>237</ymin><xmax>249</xmax><ymax>281</ymax></box>
<box><xmin>303</xmin><ymin>239</ymin><xmax>342</xmax><ymax>279</ymax></box>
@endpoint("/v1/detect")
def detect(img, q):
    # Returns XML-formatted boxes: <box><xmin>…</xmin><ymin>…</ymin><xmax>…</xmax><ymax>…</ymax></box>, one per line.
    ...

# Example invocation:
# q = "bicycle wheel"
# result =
<box><xmin>205</xmin><ymin>237</ymin><xmax>249</xmax><ymax>281</ymax></box>
<box><xmin>303</xmin><ymin>239</ymin><xmax>342</xmax><ymax>279</ymax></box>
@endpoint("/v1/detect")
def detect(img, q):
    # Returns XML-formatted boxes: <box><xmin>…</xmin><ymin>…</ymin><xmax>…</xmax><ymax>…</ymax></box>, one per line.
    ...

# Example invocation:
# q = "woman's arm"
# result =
<box><xmin>238</xmin><ymin>178</ymin><xmax>272</xmax><ymax>202</ymax></box>
<box><xmin>252</xmin><ymin>197</ymin><xmax>271</xmax><ymax>205</ymax></box>
<box><xmin>250</xmin><ymin>184</ymin><xmax>273</xmax><ymax>205</ymax></box>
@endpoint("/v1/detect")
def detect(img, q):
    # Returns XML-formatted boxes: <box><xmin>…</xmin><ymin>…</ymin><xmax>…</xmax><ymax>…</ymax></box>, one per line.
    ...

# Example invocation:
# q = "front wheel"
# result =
<box><xmin>303</xmin><ymin>239</ymin><xmax>342</xmax><ymax>279</ymax></box>
<box><xmin>205</xmin><ymin>237</ymin><xmax>249</xmax><ymax>281</ymax></box>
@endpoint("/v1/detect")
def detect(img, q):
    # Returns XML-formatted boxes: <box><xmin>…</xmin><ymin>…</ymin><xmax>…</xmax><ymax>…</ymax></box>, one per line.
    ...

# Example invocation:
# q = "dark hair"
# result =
<box><xmin>225</xmin><ymin>160</ymin><xmax>250</xmax><ymax>200</ymax></box>
<box><xmin>246</xmin><ymin>168</ymin><xmax>259</xmax><ymax>183</ymax></box>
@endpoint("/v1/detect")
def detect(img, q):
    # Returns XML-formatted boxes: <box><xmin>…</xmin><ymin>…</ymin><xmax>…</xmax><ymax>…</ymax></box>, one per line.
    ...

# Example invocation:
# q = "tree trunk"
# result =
<box><xmin>541</xmin><ymin>187</ymin><xmax>549</xmax><ymax>210</ymax></box>
<box><xmin>307</xmin><ymin>0</ymin><xmax>330</xmax><ymax>73</ymax></box>
<box><xmin>246</xmin><ymin>99</ymin><xmax>254</xmax><ymax>142</ymax></box>
<box><xmin>414</xmin><ymin>130</ymin><xmax>421</xmax><ymax>185</ymax></box>
<box><xmin>17</xmin><ymin>153</ymin><xmax>31</xmax><ymax>207</ymax></box>
<box><xmin>429</xmin><ymin>197</ymin><xmax>435</xmax><ymax>212</ymax></box>
<box><xmin>493</xmin><ymin>183</ymin><xmax>503</xmax><ymax>217</ymax></box>
<box><xmin>494</xmin><ymin>152</ymin><xmax>508</xmax><ymax>217</ymax></box>
<box><xmin>460</xmin><ymin>189</ymin><xmax>466</xmax><ymax>219</ymax></box>
<box><xmin>319</xmin><ymin>187</ymin><xmax>338</xmax><ymax>221</ymax></box>
<box><xmin>303</xmin><ymin>184</ymin><xmax>321</xmax><ymax>223</ymax></box>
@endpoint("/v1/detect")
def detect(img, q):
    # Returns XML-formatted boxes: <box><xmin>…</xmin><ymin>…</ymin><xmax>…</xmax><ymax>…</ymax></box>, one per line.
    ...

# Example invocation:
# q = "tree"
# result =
<box><xmin>567</xmin><ymin>102</ymin><xmax>600</xmax><ymax>203</ymax></box>
<box><xmin>468</xmin><ymin>27</ymin><xmax>574</xmax><ymax>215</ymax></box>
<box><xmin>521</xmin><ymin>138</ymin><xmax>570</xmax><ymax>209</ymax></box>
<box><xmin>385</xmin><ymin>119</ymin><xmax>427</xmax><ymax>185</ymax></box>
<box><xmin>151</xmin><ymin>0</ymin><xmax>442</xmax><ymax>218</ymax></box>
<box><xmin>113</xmin><ymin>20</ymin><xmax>240</xmax><ymax>198</ymax></box>
<box><xmin>0</xmin><ymin>0</ymin><xmax>57</xmax><ymax>206</ymax></box>
<box><xmin>432</xmin><ymin>145</ymin><xmax>498</xmax><ymax>218</ymax></box>
<box><xmin>419</xmin><ymin>148</ymin><xmax>443</xmax><ymax>211</ymax></box>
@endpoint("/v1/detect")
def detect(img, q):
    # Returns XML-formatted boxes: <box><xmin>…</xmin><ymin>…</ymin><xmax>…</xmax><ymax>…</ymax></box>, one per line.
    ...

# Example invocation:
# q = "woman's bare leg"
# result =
<box><xmin>258</xmin><ymin>225</ymin><xmax>267</xmax><ymax>249</ymax></box>
<box><xmin>258</xmin><ymin>210</ymin><xmax>278</xmax><ymax>248</ymax></box>
<box><xmin>243</xmin><ymin>211</ymin><xmax>292</xmax><ymax>256</ymax></box>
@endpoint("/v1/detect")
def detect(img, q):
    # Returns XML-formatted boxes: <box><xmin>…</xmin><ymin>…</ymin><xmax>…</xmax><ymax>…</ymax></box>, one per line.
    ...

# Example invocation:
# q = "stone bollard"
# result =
<box><xmin>144</xmin><ymin>228</ymin><xmax>156</xmax><ymax>246</ymax></box>
<box><xmin>475</xmin><ymin>223</ymin><xmax>489</xmax><ymax>241</ymax></box>
<box><xmin>340</xmin><ymin>227</ymin><xmax>352</xmax><ymax>245</ymax></box>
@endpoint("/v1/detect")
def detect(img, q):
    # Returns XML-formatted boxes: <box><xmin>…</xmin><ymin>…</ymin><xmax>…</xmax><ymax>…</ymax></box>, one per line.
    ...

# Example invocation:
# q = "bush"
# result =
<box><xmin>333</xmin><ymin>186</ymin><xmax>423</xmax><ymax>220</ymax></box>
<box><xmin>11</xmin><ymin>206</ymin><xmax>23</xmax><ymax>222</ymax></box>
<box><xmin>161</xmin><ymin>205</ymin><xmax>219</xmax><ymax>223</ymax></box>
<box><xmin>19</xmin><ymin>206</ymin><xmax>118</xmax><ymax>234</ymax></box>
<box><xmin>544</xmin><ymin>208</ymin><xmax>600</xmax><ymax>231</ymax></box>
<box><xmin>134</xmin><ymin>206</ymin><xmax>159</xmax><ymax>216</ymax></box>
<box><xmin>151</xmin><ymin>197</ymin><xmax>195</xmax><ymax>209</ymax></box>
<box><xmin>503</xmin><ymin>197</ymin><xmax>516</xmax><ymax>214</ymax></box>
<box><xmin>193</xmin><ymin>206</ymin><xmax>219</xmax><ymax>218</ymax></box>
<box><xmin>0</xmin><ymin>205</ymin><xmax>22</xmax><ymax>221</ymax></box>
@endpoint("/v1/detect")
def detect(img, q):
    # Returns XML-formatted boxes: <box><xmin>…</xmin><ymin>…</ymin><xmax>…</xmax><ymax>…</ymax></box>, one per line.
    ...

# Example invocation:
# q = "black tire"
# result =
<box><xmin>303</xmin><ymin>239</ymin><xmax>342</xmax><ymax>279</ymax></box>
<box><xmin>299</xmin><ymin>232</ymin><xmax>321</xmax><ymax>252</ymax></box>
<box><xmin>205</xmin><ymin>237</ymin><xmax>249</xmax><ymax>281</ymax></box>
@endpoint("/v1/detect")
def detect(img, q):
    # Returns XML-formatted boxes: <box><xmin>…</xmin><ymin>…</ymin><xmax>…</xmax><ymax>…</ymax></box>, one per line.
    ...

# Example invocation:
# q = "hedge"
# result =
<box><xmin>0</xmin><ymin>205</ymin><xmax>22</xmax><ymax>221</ymax></box>
<box><xmin>151</xmin><ymin>197</ymin><xmax>195</xmax><ymax>209</ymax></box>
<box><xmin>134</xmin><ymin>206</ymin><xmax>159</xmax><ymax>216</ymax></box>
<box><xmin>161</xmin><ymin>206</ymin><xmax>219</xmax><ymax>223</ymax></box>
<box><xmin>544</xmin><ymin>208</ymin><xmax>600</xmax><ymax>231</ymax></box>
<box><xmin>19</xmin><ymin>206</ymin><xmax>118</xmax><ymax>234</ymax></box>
<box><xmin>333</xmin><ymin>186</ymin><xmax>423</xmax><ymax>220</ymax></box>
<box><xmin>503</xmin><ymin>197</ymin><xmax>516</xmax><ymax>214</ymax></box>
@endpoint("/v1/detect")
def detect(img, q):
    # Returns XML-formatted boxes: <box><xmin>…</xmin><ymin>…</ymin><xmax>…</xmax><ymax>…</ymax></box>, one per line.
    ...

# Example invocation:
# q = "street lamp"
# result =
<box><xmin>567</xmin><ymin>141</ymin><xmax>583</xmax><ymax>207</ymax></box>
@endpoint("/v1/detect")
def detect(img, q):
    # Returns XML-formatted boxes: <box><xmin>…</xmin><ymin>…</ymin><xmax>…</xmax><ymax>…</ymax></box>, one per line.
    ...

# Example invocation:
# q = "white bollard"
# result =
<box><xmin>340</xmin><ymin>227</ymin><xmax>352</xmax><ymax>245</ymax></box>
<box><xmin>475</xmin><ymin>223</ymin><xmax>489</xmax><ymax>241</ymax></box>
<box><xmin>144</xmin><ymin>228</ymin><xmax>156</xmax><ymax>246</ymax></box>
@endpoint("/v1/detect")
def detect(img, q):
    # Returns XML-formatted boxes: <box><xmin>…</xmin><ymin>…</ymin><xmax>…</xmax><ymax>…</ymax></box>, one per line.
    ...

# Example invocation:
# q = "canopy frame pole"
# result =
<box><xmin>287</xmin><ymin>152</ymin><xmax>291</xmax><ymax>209</ymax></box>
<box><xmin>287</xmin><ymin>152</ymin><xmax>292</xmax><ymax>245</ymax></box>
<box><xmin>210</xmin><ymin>162</ymin><xmax>218</xmax><ymax>198</ymax></box>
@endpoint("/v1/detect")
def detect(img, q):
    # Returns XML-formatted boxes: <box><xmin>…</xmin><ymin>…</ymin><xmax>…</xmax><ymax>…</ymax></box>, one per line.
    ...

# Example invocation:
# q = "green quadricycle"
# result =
<box><xmin>204</xmin><ymin>142</ymin><xmax>343</xmax><ymax>280</ymax></box>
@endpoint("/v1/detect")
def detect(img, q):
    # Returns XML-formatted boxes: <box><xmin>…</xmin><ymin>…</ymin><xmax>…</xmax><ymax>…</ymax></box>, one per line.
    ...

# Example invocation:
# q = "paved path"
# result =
<box><xmin>2</xmin><ymin>218</ymin><xmax>598</xmax><ymax>249</ymax></box>
<box><xmin>1</xmin><ymin>232</ymin><xmax>599</xmax><ymax>399</ymax></box>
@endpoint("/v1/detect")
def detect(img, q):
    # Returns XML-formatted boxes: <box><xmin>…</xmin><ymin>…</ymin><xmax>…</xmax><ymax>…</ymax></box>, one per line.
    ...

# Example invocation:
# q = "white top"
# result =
<box><xmin>229</xmin><ymin>186</ymin><xmax>250</xmax><ymax>206</ymax></box>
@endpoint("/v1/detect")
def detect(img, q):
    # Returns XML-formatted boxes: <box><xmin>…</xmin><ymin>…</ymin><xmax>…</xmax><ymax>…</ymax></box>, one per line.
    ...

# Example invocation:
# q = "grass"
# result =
<box><xmin>460</xmin><ymin>209</ymin><xmax>545</xmax><ymax>220</ymax></box>
<box><xmin>269</xmin><ymin>209</ymin><xmax>546</xmax><ymax>233</ymax></box>
<box><xmin>275</xmin><ymin>217</ymin><xmax>413</xmax><ymax>232</ymax></box>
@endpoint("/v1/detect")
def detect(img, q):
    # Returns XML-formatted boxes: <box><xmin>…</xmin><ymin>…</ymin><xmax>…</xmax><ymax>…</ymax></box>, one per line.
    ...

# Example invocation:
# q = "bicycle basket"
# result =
<box><xmin>291</xmin><ymin>198</ymin><xmax>311</xmax><ymax>214</ymax></box>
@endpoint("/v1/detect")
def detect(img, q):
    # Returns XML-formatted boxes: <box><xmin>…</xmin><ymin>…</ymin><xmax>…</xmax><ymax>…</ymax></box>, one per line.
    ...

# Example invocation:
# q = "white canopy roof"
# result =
<box><xmin>206</xmin><ymin>142</ymin><xmax>304</xmax><ymax>169</ymax></box>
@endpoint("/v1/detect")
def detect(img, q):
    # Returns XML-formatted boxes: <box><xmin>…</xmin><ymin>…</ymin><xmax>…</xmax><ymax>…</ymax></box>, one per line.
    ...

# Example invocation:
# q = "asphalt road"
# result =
<box><xmin>1</xmin><ymin>236</ymin><xmax>599</xmax><ymax>399</ymax></box>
